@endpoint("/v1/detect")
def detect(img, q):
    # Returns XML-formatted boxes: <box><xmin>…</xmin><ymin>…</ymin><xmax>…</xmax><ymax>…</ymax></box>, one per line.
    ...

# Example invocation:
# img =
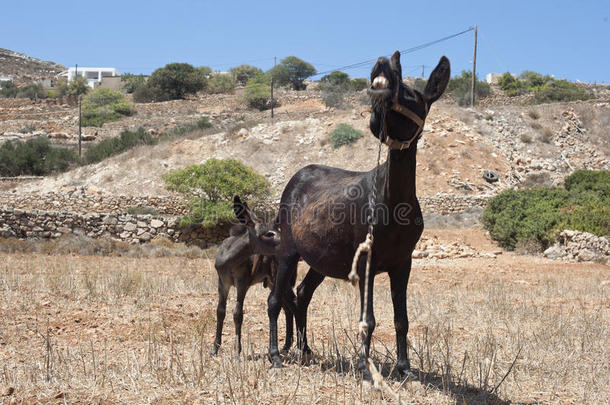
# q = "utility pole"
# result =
<box><xmin>421</xmin><ymin>65</ymin><xmax>425</xmax><ymax>78</ymax></box>
<box><xmin>471</xmin><ymin>24</ymin><xmax>478</xmax><ymax>107</ymax></box>
<box><xmin>78</xmin><ymin>95</ymin><xmax>82</xmax><ymax>158</ymax></box>
<box><xmin>271</xmin><ymin>56</ymin><xmax>276</xmax><ymax>119</ymax></box>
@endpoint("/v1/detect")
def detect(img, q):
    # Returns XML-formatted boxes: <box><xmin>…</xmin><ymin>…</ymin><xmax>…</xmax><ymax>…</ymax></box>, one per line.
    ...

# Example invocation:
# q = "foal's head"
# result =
<box><xmin>233</xmin><ymin>195</ymin><xmax>280</xmax><ymax>256</ymax></box>
<box><xmin>369</xmin><ymin>51</ymin><xmax>450</xmax><ymax>148</ymax></box>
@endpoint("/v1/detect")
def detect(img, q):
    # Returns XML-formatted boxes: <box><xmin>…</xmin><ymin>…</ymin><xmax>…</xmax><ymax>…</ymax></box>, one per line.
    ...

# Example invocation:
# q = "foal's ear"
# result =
<box><xmin>233</xmin><ymin>195</ymin><xmax>255</xmax><ymax>226</ymax></box>
<box><xmin>424</xmin><ymin>56</ymin><xmax>451</xmax><ymax>104</ymax></box>
<box><xmin>390</xmin><ymin>50</ymin><xmax>402</xmax><ymax>79</ymax></box>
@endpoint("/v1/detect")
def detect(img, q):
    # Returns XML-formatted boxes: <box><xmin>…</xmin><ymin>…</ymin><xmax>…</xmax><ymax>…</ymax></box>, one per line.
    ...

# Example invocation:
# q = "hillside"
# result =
<box><xmin>2</xmin><ymin>90</ymin><xmax>608</xmax><ymax>201</ymax></box>
<box><xmin>0</xmin><ymin>48</ymin><xmax>65</xmax><ymax>84</ymax></box>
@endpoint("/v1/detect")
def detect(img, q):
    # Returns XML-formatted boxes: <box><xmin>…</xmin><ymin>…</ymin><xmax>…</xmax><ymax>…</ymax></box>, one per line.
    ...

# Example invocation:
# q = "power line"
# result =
<box><xmin>311</xmin><ymin>26</ymin><xmax>474</xmax><ymax>77</ymax></box>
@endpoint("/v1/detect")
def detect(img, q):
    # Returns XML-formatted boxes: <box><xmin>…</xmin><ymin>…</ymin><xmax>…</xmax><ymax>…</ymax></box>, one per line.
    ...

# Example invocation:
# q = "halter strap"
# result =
<box><xmin>383</xmin><ymin>95</ymin><xmax>428</xmax><ymax>150</ymax></box>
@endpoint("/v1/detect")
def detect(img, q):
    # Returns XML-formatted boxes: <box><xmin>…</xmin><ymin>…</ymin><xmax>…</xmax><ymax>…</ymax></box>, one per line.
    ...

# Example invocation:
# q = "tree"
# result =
<box><xmin>268</xmin><ymin>56</ymin><xmax>316</xmax><ymax>90</ymax></box>
<box><xmin>148</xmin><ymin>63</ymin><xmax>207</xmax><ymax>100</ymax></box>
<box><xmin>230</xmin><ymin>64</ymin><xmax>263</xmax><ymax>86</ymax></box>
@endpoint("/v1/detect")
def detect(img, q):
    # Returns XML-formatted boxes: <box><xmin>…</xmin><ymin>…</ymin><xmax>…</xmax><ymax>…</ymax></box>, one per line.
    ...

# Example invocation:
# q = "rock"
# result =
<box><xmin>124</xmin><ymin>222</ymin><xmax>137</xmax><ymax>232</ymax></box>
<box><xmin>150</xmin><ymin>219</ymin><xmax>164</xmax><ymax>229</ymax></box>
<box><xmin>543</xmin><ymin>245</ymin><xmax>563</xmax><ymax>260</ymax></box>
<box><xmin>138</xmin><ymin>232</ymin><xmax>152</xmax><ymax>242</ymax></box>
<box><xmin>412</xmin><ymin>250</ymin><xmax>428</xmax><ymax>259</ymax></box>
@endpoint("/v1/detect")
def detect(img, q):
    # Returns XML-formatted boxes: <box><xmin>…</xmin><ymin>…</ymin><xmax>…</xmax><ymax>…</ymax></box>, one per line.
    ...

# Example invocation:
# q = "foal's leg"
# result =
<box><xmin>211</xmin><ymin>276</ymin><xmax>230</xmax><ymax>356</ymax></box>
<box><xmin>389</xmin><ymin>264</ymin><xmax>415</xmax><ymax>378</ymax></box>
<box><xmin>357</xmin><ymin>264</ymin><xmax>376</xmax><ymax>377</ymax></box>
<box><xmin>295</xmin><ymin>268</ymin><xmax>325</xmax><ymax>355</ymax></box>
<box><xmin>233</xmin><ymin>279</ymin><xmax>250</xmax><ymax>355</ymax></box>
<box><xmin>268</xmin><ymin>253</ymin><xmax>299</xmax><ymax>368</ymax></box>
<box><xmin>281</xmin><ymin>289</ymin><xmax>295</xmax><ymax>353</ymax></box>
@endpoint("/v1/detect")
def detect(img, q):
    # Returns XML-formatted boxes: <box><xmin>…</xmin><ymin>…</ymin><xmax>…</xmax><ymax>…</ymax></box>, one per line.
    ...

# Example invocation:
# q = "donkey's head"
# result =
<box><xmin>233</xmin><ymin>195</ymin><xmax>280</xmax><ymax>256</ymax></box>
<box><xmin>369</xmin><ymin>51</ymin><xmax>450</xmax><ymax>149</ymax></box>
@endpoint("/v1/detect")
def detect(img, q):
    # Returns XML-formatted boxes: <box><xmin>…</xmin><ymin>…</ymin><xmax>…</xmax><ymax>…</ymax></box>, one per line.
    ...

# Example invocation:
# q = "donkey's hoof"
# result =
<box><xmin>396</xmin><ymin>363</ymin><xmax>418</xmax><ymax>381</ymax></box>
<box><xmin>210</xmin><ymin>346</ymin><xmax>219</xmax><ymax>356</ymax></box>
<box><xmin>280</xmin><ymin>343</ymin><xmax>292</xmax><ymax>355</ymax></box>
<box><xmin>271</xmin><ymin>357</ymin><xmax>283</xmax><ymax>369</ymax></box>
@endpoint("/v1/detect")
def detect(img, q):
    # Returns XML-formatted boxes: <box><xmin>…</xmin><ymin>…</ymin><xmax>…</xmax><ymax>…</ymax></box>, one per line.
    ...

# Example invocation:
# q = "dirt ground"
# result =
<box><xmin>1</xmin><ymin>228</ymin><xmax>608</xmax><ymax>404</ymax></box>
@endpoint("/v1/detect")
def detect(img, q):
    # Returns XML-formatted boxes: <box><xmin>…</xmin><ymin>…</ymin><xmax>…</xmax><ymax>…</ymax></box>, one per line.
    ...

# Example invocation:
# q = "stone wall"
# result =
<box><xmin>419</xmin><ymin>193</ymin><xmax>492</xmax><ymax>214</ymax></box>
<box><xmin>543</xmin><ymin>230</ymin><xmax>609</xmax><ymax>264</ymax></box>
<box><xmin>0</xmin><ymin>207</ymin><xmax>230</xmax><ymax>248</ymax></box>
<box><xmin>0</xmin><ymin>191</ymin><xmax>189</xmax><ymax>215</ymax></box>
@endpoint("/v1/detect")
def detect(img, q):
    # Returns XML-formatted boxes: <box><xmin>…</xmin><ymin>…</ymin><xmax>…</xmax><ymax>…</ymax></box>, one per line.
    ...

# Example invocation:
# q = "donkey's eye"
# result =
<box><xmin>264</xmin><ymin>231</ymin><xmax>276</xmax><ymax>238</ymax></box>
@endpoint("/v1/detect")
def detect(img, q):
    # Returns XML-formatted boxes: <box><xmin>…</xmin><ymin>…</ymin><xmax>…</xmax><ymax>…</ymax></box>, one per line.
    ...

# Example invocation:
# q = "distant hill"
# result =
<box><xmin>0</xmin><ymin>48</ymin><xmax>65</xmax><ymax>84</ymax></box>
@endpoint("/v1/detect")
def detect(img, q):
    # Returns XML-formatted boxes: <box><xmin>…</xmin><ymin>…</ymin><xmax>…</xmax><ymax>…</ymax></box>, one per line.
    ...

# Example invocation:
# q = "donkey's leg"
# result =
<box><xmin>295</xmin><ymin>268</ymin><xmax>325</xmax><ymax>355</ymax></box>
<box><xmin>233</xmin><ymin>279</ymin><xmax>250</xmax><ymax>355</ymax></box>
<box><xmin>268</xmin><ymin>253</ymin><xmax>299</xmax><ymax>368</ymax></box>
<box><xmin>211</xmin><ymin>276</ymin><xmax>230</xmax><ymax>356</ymax></box>
<box><xmin>389</xmin><ymin>264</ymin><xmax>415</xmax><ymax>378</ymax></box>
<box><xmin>357</xmin><ymin>265</ymin><xmax>376</xmax><ymax>377</ymax></box>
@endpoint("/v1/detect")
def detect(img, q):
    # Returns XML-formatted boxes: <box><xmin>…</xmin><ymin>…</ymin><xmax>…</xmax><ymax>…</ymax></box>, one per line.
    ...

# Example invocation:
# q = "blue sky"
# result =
<box><xmin>2</xmin><ymin>0</ymin><xmax>609</xmax><ymax>83</ymax></box>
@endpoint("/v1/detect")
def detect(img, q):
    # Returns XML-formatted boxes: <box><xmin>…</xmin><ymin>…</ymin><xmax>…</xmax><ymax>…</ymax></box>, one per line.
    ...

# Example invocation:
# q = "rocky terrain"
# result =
<box><xmin>0</xmin><ymin>48</ymin><xmax>65</xmax><ymax>84</ymax></box>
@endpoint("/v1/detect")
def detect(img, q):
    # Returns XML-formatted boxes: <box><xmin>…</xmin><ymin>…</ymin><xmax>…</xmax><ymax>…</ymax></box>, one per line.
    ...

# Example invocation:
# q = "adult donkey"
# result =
<box><xmin>267</xmin><ymin>52</ymin><xmax>450</xmax><ymax>376</ymax></box>
<box><xmin>212</xmin><ymin>196</ymin><xmax>294</xmax><ymax>356</ymax></box>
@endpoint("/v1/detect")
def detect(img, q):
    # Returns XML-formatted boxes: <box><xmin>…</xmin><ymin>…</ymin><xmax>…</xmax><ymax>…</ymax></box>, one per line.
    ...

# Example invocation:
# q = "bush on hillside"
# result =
<box><xmin>166</xmin><ymin>117</ymin><xmax>212</xmax><ymax>137</ymax></box>
<box><xmin>83</xmin><ymin>128</ymin><xmax>157</xmax><ymax>164</ymax></box>
<box><xmin>121</xmin><ymin>73</ymin><xmax>147</xmax><ymax>93</ymax></box>
<box><xmin>82</xmin><ymin>88</ymin><xmax>135</xmax><ymax>127</ymax></box>
<box><xmin>0</xmin><ymin>137</ymin><xmax>78</xmax><ymax>176</ymax></box>
<box><xmin>447</xmin><ymin>71</ymin><xmax>491</xmax><ymax>106</ymax></box>
<box><xmin>230</xmin><ymin>65</ymin><xmax>263</xmax><ymax>86</ymax></box>
<box><xmin>207</xmin><ymin>73</ymin><xmax>235</xmax><ymax>94</ymax></box>
<box><xmin>163</xmin><ymin>158</ymin><xmax>270</xmax><ymax>226</ymax></box>
<box><xmin>320</xmin><ymin>71</ymin><xmax>350</xmax><ymax>88</ymax></box>
<box><xmin>0</xmin><ymin>82</ymin><xmax>46</xmax><ymax>100</ymax></box>
<box><xmin>350</xmin><ymin>78</ymin><xmax>369</xmax><ymax>91</ymax></box>
<box><xmin>243</xmin><ymin>73</ymin><xmax>275</xmax><ymax>110</ymax></box>
<box><xmin>481</xmin><ymin>170</ymin><xmax>610</xmax><ymax>250</ymax></box>
<box><xmin>497</xmin><ymin>70</ymin><xmax>593</xmax><ymax>103</ymax></box>
<box><xmin>320</xmin><ymin>82</ymin><xmax>347</xmax><ymax>108</ymax></box>
<box><xmin>329</xmin><ymin>124</ymin><xmax>362</xmax><ymax>148</ymax></box>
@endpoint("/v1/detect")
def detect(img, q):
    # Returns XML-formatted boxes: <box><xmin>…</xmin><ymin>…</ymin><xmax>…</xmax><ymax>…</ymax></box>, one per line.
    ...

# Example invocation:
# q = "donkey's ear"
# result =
<box><xmin>233</xmin><ymin>195</ymin><xmax>254</xmax><ymax>226</ymax></box>
<box><xmin>424</xmin><ymin>56</ymin><xmax>450</xmax><ymax>104</ymax></box>
<box><xmin>390</xmin><ymin>50</ymin><xmax>402</xmax><ymax>79</ymax></box>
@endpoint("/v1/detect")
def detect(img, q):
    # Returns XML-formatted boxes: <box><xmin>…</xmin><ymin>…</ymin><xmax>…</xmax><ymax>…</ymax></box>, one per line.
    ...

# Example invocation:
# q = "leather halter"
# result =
<box><xmin>383</xmin><ymin>93</ymin><xmax>428</xmax><ymax>150</ymax></box>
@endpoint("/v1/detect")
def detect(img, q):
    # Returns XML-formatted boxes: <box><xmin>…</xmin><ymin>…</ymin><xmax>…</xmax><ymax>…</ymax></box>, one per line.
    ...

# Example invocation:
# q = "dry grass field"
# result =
<box><xmin>0</xmin><ymin>231</ymin><xmax>608</xmax><ymax>404</ymax></box>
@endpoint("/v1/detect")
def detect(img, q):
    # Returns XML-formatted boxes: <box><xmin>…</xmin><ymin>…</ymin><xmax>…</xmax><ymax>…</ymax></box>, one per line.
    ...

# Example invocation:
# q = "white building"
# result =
<box><xmin>58</xmin><ymin>67</ymin><xmax>120</xmax><ymax>89</ymax></box>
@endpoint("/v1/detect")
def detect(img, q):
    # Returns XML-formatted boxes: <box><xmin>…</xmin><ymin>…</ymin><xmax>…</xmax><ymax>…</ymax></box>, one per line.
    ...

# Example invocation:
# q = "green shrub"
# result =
<box><xmin>82</xmin><ymin>88</ymin><xmax>135</xmax><ymax>127</ymax></box>
<box><xmin>132</xmin><ymin>84</ymin><xmax>160</xmax><ymax>103</ymax></box>
<box><xmin>243</xmin><ymin>73</ymin><xmax>273</xmax><ymax>110</ymax></box>
<box><xmin>67</xmin><ymin>77</ymin><xmax>90</xmax><ymax>97</ymax></box>
<box><xmin>498</xmin><ymin>72</ymin><xmax>527</xmax><ymax>96</ymax></box>
<box><xmin>482</xmin><ymin>170</ymin><xmax>610</xmax><ymax>250</ymax></box>
<box><xmin>320</xmin><ymin>71</ymin><xmax>350</xmax><ymax>88</ymax></box>
<box><xmin>350</xmin><ymin>78</ymin><xmax>369</xmax><ymax>91</ymax></box>
<box><xmin>447</xmin><ymin>71</ymin><xmax>490</xmax><ymax>106</ymax></box>
<box><xmin>0</xmin><ymin>82</ymin><xmax>46</xmax><ymax>99</ymax></box>
<box><xmin>0</xmin><ymin>137</ymin><xmax>79</xmax><ymax>176</ymax></box>
<box><xmin>207</xmin><ymin>73</ymin><xmax>235</xmax><ymax>94</ymax></box>
<box><xmin>166</xmin><ymin>117</ymin><xmax>212</xmax><ymax>137</ymax></box>
<box><xmin>564</xmin><ymin>170</ymin><xmax>610</xmax><ymax>197</ymax></box>
<box><xmin>121</xmin><ymin>73</ymin><xmax>147</xmax><ymax>93</ymax></box>
<box><xmin>163</xmin><ymin>158</ymin><xmax>270</xmax><ymax>226</ymax></box>
<box><xmin>230</xmin><ymin>65</ymin><xmax>263</xmax><ymax>86</ymax></box>
<box><xmin>83</xmin><ymin>128</ymin><xmax>157</xmax><ymax>164</ymax></box>
<box><xmin>329</xmin><ymin>124</ymin><xmax>362</xmax><ymax>148</ymax></box>
<box><xmin>533</xmin><ymin>80</ymin><xmax>593</xmax><ymax>103</ymax></box>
